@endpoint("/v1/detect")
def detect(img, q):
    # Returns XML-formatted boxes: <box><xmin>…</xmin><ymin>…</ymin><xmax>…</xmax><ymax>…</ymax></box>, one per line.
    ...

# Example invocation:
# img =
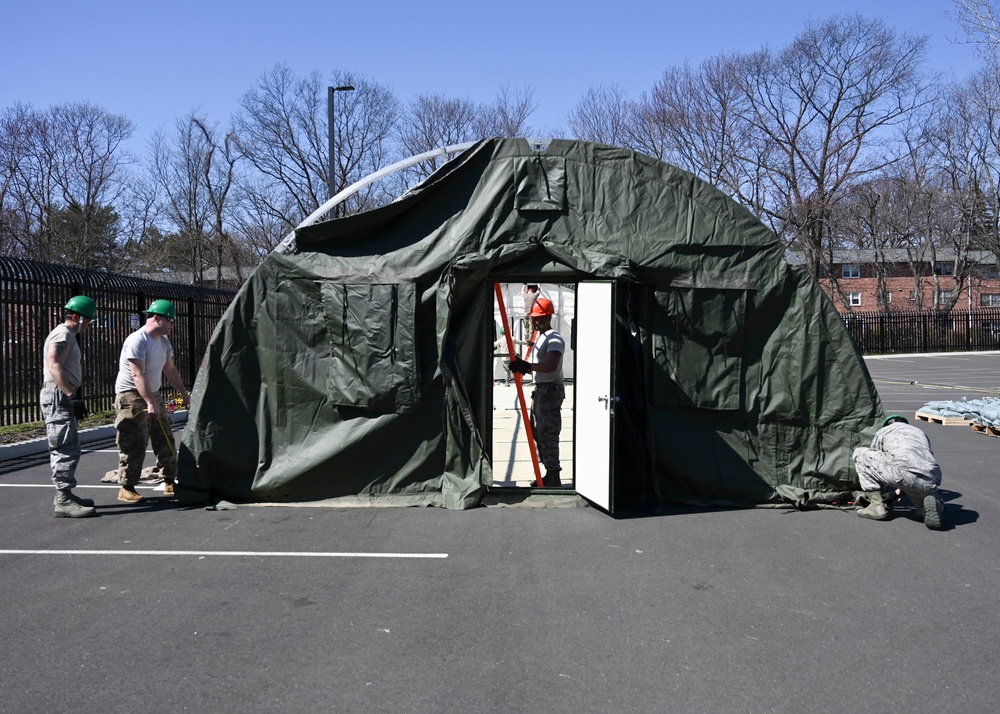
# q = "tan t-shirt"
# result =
<box><xmin>42</xmin><ymin>323</ymin><xmax>82</xmax><ymax>390</ymax></box>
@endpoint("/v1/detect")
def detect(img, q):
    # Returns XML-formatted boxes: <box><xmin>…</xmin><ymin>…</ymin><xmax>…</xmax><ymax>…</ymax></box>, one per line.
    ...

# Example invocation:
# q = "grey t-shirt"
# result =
<box><xmin>531</xmin><ymin>329</ymin><xmax>565</xmax><ymax>383</ymax></box>
<box><xmin>115</xmin><ymin>328</ymin><xmax>174</xmax><ymax>393</ymax></box>
<box><xmin>42</xmin><ymin>323</ymin><xmax>82</xmax><ymax>391</ymax></box>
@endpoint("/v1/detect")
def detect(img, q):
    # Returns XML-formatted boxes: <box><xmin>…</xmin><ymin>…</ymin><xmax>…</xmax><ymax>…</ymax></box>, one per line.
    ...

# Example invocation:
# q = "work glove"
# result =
<box><xmin>509</xmin><ymin>358</ymin><xmax>532</xmax><ymax>375</ymax></box>
<box><xmin>69</xmin><ymin>391</ymin><xmax>88</xmax><ymax>419</ymax></box>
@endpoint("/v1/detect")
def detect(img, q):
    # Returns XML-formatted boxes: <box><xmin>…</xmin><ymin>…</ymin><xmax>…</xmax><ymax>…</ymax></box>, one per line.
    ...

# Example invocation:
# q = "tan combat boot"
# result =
<box><xmin>117</xmin><ymin>486</ymin><xmax>145</xmax><ymax>503</ymax></box>
<box><xmin>856</xmin><ymin>490</ymin><xmax>889</xmax><ymax>520</ymax></box>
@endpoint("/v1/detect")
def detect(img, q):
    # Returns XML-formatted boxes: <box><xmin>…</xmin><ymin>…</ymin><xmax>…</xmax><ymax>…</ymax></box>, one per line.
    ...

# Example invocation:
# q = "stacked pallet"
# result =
<box><xmin>971</xmin><ymin>423</ymin><xmax>1000</xmax><ymax>438</ymax></box>
<box><xmin>914</xmin><ymin>411</ymin><xmax>971</xmax><ymax>426</ymax></box>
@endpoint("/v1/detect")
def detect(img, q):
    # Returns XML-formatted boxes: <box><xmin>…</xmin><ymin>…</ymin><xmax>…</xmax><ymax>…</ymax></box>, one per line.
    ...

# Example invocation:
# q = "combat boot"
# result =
<box><xmin>923</xmin><ymin>492</ymin><xmax>945</xmax><ymax>530</ymax></box>
<box><xmin>117</xmin><ymin>486</ymin><xmax>145</xmax><ymax>503</ymax></box>
<box><xmin>54</xmin><ymin>490</ymin><xmax>96</xmax><ymax>518</ymax></box>
<box><xmin>67</xmin><ymin>491</ymin><xmax>95</xmax><ymax>507</ymax></box>
<box><xmin>542</xmin><ymin>469</ymin><xmax>562</xmax><ymax>488</ymax></box>
<box><xmin>856</xmin><ymin>490</ymin><xmax>889</xmax><ymax>520</ymax></box>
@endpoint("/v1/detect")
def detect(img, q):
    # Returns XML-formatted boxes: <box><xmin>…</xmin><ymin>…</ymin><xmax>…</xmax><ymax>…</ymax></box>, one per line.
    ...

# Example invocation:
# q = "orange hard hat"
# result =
<box><xmin>529</xmin><ymin>297</ymin><xmax>554</xmax><ymax>317</ymax></box>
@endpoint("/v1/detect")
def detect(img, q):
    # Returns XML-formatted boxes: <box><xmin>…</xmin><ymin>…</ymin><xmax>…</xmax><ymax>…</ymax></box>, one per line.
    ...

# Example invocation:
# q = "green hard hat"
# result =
<box><xmin>145</xmin><ymin>299</ymin><xmax>176</xmax><ymax>320</ymax></box>
<box><xmin>883</xmin><ymin>414</ymin><xmax>908</xmax><ymax>427</ymax></box>
<box><xmin>64</xmin><ymin>295</ymin><xmax>97</xmax><ymax>320</ymax></box>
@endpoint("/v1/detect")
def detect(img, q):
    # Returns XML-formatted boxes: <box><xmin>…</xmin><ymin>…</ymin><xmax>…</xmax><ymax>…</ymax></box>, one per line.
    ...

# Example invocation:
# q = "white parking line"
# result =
<box><xmin>0</xmin><ymin>549</ymin><xmax>448</xmax><ymax>559</ymax></box>
<box><xmin>0</xmin><ymin>484</ymin><xmax>164</xmax><ymax>489</ymax></box>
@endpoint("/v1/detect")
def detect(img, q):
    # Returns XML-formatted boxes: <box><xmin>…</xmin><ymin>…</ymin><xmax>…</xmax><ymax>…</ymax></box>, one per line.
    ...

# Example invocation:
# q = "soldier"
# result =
<box><xmin>43</xmin><ymin>295</ymin><xmax>98</xmax><ymax>518</ymax></box>
<box><xmin>112</xmin><ymin>300</ymin><xmax>190</xmax><ymax>503</ymax></box>
<box><xmin>509</xmin><ymin>296</ymin><xmax>565</xmax><ymax>487</ymax></box>
<box><xmin>853</xmin><ymin>414</ymin><xmax>946</xmax><ymax>530</ymax></box>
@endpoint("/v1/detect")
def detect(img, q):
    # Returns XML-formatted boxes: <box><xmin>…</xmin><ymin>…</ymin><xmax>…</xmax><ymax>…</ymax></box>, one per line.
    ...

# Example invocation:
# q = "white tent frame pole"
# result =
<box><xmin>275</xmin><ymin>141</ymin><xmax>477</xmax><ymax>253</ymax></box>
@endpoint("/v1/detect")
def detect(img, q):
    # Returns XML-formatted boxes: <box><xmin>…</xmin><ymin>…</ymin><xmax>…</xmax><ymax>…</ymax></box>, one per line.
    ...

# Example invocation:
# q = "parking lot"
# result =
<box><xmin>1</xmin><ymin>352</ymin><xmax>999</xmax><ymax>713</ymax></box>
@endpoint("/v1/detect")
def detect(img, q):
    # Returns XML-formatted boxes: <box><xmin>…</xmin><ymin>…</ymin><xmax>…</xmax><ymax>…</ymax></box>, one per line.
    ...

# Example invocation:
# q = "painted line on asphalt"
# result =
<box><xmin>0</xmin><ymin>484</ymin><xmax>165</xmax><ymax>490</ymax></box>
<box><xmin>872</xmin><ymin>379</ymin><xmax>1000</xmax><ymax>394</ymax></box>
<box><xmin>0</xmin><ymin>549</ymin><xmax>447</xmax><ymax>559</ymax></box>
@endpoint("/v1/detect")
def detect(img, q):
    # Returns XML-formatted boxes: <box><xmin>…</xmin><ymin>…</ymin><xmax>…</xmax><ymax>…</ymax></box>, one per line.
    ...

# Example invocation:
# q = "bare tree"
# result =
<box><xmin>473</xmin><ymin>84</ymin><xmax>538</xmax><ymax>138</ymax></box>
<box><xmin>149</xmin><ymin>113</ymin><xmax>212</xmax><ymax>281</ymax></box>
<box><xmin>230</xmin><ymin>65</ymin><xmax>326</xmax><ymax>225</ymax></box>
<box><xmin>192</xmin><ymin>117</ymin><xmax>244</xmax><ymax>287</ymax></box>
<box><xmin>0</xmin><ymin>102</ymin><xmax>133</xmax><ymax>268</ymax></box>
<box><xmin>952</xmin><ymin>0</ymin><xmax>1000</xmax><ymax>61</ymax></box>
<box><xmin>0</xmin><ymin>105</ymin><xmax>59</xmax><ymax>259</ymax></box>
<box><xmin>636</xmin><ymin>57</ymin><xmax>760</xmax><ymax>193</ymax></box>
<box><xmin>0</xmin><ymin>105</ymin><xmax>32</xmax><ymax>255</ymax></box>
<box><xmin>231</xmin><ymin>64</ymin><xmax>400</xmax><ymax>243</ymax></box>
<box><xmin>566</xmin><ymin>84</ymin><xmax>634</xmax><ymax>146</ymax></box>
<box><xmin>332</xmin><ymin>72</ymin><xmax>403</xmax><ymax>212</ymax></box>
<box><xmin>48</xmin><ymin>102</ymin><xmax>135</xmax><ymax>270</ymax></box>
<box><xmin>397</xmin><ymin>94</ymin><xmax>480</xmax><ymax>181</ymax></box>
<box><xmin>115</xmin><ymin>174</ymin><xmax>162</xmax><ymax>269</ymax></box>
<box><xmin>932</xmin><ymin>69</ymin><xmax>1000</xmax><ymax>278</ymax></box>
<box><xmin>732</xmin><ymin>14</ymin><xmax>935</xmax><ymax>276</ymax></box>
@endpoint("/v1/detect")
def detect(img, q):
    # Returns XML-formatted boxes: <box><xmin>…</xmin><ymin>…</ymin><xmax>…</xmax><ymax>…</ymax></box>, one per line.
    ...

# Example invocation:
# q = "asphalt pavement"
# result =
<box><xmin>1</xmin><ymin>353</ymin><xmax>999</xmax><ymax>713</ymax></box>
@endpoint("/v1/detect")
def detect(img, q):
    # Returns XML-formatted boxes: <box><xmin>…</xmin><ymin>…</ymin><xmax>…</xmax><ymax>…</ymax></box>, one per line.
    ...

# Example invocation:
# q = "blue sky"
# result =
<box><xmin>1</xmin><ymin>0</ymin><xmax>981</xmax><ymax>156</ymax></box>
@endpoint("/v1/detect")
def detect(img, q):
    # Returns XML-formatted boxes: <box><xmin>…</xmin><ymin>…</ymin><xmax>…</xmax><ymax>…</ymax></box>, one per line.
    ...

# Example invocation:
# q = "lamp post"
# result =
<box><xmin>328</xmin><ymin>84</ymin><xmax>355</xmax><ymax>218</ymax></box>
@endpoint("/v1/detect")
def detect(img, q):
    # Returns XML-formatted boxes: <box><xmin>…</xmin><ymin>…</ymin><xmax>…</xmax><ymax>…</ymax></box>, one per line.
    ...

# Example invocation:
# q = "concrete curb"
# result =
<box><xmin>0</xmin><ymin>411</ymin><xmax>188</xmax><ymax>462</ymax></box>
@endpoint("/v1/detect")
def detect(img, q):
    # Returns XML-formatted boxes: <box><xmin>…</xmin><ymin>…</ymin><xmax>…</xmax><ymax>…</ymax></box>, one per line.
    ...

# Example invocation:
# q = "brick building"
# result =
<box><xmin>791</xmin><ymin>249</ymin><xmax>1000</xmax><ymax>313</ymax></box>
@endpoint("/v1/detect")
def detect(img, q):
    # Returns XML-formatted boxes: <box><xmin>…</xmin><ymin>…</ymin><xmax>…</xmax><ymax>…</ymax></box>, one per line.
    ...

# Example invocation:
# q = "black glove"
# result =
<box><xmin>69</xmin><ymin>392</ymin><xmax>88</xmax><ymax>419</ymax></box>
<box><xmin>509</xmin><ymin>358</ymin><xmax>532</xmax><ymax>375</ymax></box>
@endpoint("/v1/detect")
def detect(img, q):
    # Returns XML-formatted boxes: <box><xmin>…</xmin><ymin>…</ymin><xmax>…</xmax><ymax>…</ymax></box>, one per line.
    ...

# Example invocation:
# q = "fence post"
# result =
<box><xmin>187</xmin><ymin>296</ymin><xmax>197</xmax><ymax>386</ymax></box>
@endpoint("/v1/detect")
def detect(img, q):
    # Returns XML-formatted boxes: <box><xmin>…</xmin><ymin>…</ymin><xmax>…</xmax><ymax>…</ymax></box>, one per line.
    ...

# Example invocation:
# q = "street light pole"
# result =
<box><xmin>327</xmin><ymin>84</ymin><xmax>355</xmax><ymax>218</ymax></box>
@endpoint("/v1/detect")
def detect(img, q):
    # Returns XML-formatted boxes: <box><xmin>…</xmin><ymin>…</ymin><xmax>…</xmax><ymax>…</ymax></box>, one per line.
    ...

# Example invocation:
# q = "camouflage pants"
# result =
<box><xmin>115</xmin><ymin>390</ymin><xmax>177</xmax><ymax>487</ymax></box>
<box><xmin>40</xmin><ymin>386</ymin><xmax>80</xmax><ymax>490</ymax></box>
<box><xmin>530</xmin><ymin>382</ymin><xmax>565</xmax><ymax>474</ymax></box>
<box><xmin>853</xmin><ymin>446</ymin><xmax>939</xmax><ymax>501</ymax></box>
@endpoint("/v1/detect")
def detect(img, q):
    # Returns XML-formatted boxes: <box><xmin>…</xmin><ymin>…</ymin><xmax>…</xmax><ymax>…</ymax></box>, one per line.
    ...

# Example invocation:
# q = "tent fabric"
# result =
<box><xmin>177</xmin><ymin>138</ymin><xmax>882</xmax><ymax>510</ymax></box>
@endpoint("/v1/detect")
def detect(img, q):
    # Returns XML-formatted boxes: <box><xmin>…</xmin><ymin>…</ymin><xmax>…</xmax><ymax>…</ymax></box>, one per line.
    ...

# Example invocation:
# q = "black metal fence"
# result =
<box><xmin>1</xmin><ymin>257</ymin><xmax>236</xmax><ymax>426</ymax></box>
<box><xmin>842</xmin><ymin>308</ymin><xmax>1000</xmax><ymax>355</ymax></box>
<box><xmin>5</xmin><ymin>257</ymin><xmax>1000</xmax><ymax>425</ymax></box>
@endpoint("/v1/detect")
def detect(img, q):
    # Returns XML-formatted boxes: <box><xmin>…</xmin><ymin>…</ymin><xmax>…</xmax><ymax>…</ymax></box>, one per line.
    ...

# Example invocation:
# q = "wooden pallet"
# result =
<box><xmin>971</xmin><ymin>423</ymin><xmax>1000</xmax><ymax>437</ymax></box>
<box><xmin>914</xmin><ymin>411</ymin><xmax>972</xmax><ymax>426</ymax></box>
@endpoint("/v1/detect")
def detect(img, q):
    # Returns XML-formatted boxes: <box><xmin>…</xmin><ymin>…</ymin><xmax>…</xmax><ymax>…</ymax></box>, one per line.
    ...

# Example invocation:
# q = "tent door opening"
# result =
<box><xmin>490</xmin><ymin>283</ymin><xmax>576</xmax><ymax>488</ymax></box>
<box><xmin>490</xmin><ymin>281</ymin><xmax>616</xmax><ymax>511</ymax></box>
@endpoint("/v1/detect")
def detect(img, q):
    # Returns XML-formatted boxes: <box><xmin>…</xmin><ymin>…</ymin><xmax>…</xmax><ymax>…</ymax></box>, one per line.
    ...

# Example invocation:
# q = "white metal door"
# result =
<box><xmin>574</xmin><ymin>282</ymin><xmax>614</xmax><ymax>511</ymax></box>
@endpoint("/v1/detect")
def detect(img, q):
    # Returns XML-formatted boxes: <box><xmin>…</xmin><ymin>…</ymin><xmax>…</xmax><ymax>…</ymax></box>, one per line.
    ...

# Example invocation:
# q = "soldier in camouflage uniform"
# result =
<box><xmin>42</xmin><ymin>295</ymin><xmax>99</xmax><ymax>518</ymax></box>
<box><xmin>853</xmin><ymin>414</ymin><xmax>945</xmax><ymax>530</ymax></box>
<box><xmin>113</xmin><ymin>300</ymin><xmax>190</xmax><ymax>503</ymax></box>
<box><xmin>509</xmin><ymin>296</ymin><xmax>565</xmax><ymax>487</ymax></box>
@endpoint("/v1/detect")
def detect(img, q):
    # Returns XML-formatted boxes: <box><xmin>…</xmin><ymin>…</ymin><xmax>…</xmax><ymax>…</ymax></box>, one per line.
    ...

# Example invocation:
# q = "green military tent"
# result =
<box><xmin>177</xmin><ymin>138</ymin><xmax>883</xmax><ymax>512</ymax></box>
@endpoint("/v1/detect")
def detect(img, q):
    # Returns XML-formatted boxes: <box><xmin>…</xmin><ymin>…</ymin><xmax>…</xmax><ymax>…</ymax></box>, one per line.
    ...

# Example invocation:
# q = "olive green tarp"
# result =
<box><xmin>177</xmin><ymin>138</ymin><xmax>882</xmax><ymax>510</ymax></box>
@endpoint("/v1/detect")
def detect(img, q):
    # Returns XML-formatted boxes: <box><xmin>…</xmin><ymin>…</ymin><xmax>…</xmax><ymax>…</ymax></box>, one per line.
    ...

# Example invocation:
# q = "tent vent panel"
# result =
<box><xmin>514</xmin><ymin>156</ymin><xmax>566</xmax><ymax>212</ymax></box>
<box><xmin>319</xmin><ymin>282</ymin><xmax>421</xmax><ymax>413</ymax></box>
<box><xmin>651</xmin><ymin>287</ymin><xmax>746</xmax><ymax>410</ymax></box>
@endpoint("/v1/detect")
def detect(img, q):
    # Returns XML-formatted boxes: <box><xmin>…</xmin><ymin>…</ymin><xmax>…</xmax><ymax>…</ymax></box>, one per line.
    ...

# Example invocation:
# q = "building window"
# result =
<box><xmin>982</xmin><ymin>294</ymin><xmax>1000</xmax><ymax>307</ymax></box>
<box><xmin>878</xmin><ymin>290</ymin><xmax>892</xmax><ymax>305</ymax></box>
<box><xmin>934</xmin><ymin>261</ymin><xmax>954</xmax><ymax>276</ymax></box>
<box><xmin>980</xmin><ymin>264</ymin><xmax>999</xmax><ymax>279</ymax></box>
<box><xmin>847</xmin><ymin>292</ymin><xmax>862</xmax><ymax>307</ymax></box>
<box><xmin>842</xmin><ymin>264</ymin><xmax>861</xmax><ymax>279</ymax></box>
<box><xmin>937</xmin><ymin>290</ymin><xmax>953</xmax><ymax>305</ymax></box>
